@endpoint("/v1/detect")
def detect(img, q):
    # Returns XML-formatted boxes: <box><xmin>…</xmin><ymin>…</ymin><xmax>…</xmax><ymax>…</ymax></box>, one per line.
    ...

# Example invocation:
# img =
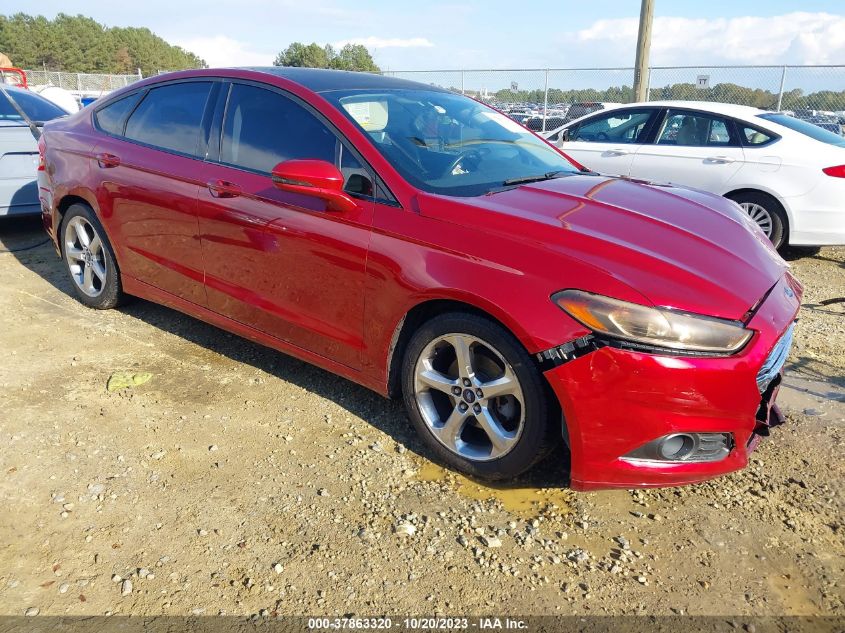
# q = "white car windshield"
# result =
<box><xmin>326</xmin><ymin>89</ymin><xmax>579</xmax><ymax>197</ymax></box>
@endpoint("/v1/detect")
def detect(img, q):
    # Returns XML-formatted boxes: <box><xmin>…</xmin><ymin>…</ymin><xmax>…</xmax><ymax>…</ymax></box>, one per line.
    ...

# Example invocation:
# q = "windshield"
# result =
<box><xmin>324</xmin><ymin>89</ymin><xmax>578</xmax><ymax>196</ymax></box>
<box><xmin>0</xmin><ymin>88</ymin><xmax>68</xmax><ymax>124</ymax></box>
<box><xmin>758</xmin><ymin>113</ymin><xmax>845</xmax><ymax>147</ymax></box>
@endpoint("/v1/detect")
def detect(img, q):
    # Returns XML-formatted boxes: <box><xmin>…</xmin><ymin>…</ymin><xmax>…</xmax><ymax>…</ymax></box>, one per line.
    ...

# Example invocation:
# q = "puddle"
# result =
<box><xmin>415</xmin><ymin>461</ymin><xmax>572</xmax><ymax>517</ymax></box>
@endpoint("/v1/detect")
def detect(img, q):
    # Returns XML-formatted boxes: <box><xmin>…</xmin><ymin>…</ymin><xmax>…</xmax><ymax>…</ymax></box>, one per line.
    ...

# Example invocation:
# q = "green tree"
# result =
<box><xmin>273</xmin><ymin>42</ymin><xmax>333</xmax><ymax>69</ymax></box>
<box><xmin>330</xmin><ymin>44</ymin><xmax>379</xmax><ymax>72</ymax></box>
<box><xmin>0</xmin><ymin>12</ymin><xmax>206</xmax><ymax>75</ymax></box>
<box><xmin>274</xmin><ymin>41</ymin><xmax>380</xmax><ymax>72</ymax></box>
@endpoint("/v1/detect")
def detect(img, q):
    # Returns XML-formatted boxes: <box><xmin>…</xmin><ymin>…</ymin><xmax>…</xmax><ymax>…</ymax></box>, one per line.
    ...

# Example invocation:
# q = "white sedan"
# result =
<box><xmin>543</xmin><ymin>101</ymin><xmax>845</xmax><ymax>249</ymax></box>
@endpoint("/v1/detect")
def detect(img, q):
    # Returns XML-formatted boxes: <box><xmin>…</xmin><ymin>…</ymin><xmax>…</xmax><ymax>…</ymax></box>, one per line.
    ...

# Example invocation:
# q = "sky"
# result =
<box><xmin>4</xmin><ymin>0</ymin><xmax>845</xmax><ymax>71</ymax></box>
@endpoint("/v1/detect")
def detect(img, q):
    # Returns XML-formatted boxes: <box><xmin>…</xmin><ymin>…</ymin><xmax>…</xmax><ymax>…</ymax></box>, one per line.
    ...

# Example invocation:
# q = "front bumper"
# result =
<box><xmin>543</xmin><ymin>273</ymin><xmax>802</xmax><ymax>491</ymax></box>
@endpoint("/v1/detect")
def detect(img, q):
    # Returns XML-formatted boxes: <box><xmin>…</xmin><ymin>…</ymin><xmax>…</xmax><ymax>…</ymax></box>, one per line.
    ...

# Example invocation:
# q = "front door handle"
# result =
<box><xmin>96</xmin><ymin>152</ymin><xmax>120</xmax><ymax>168</ymax></box>
<box><xmin>705</xmin><ymin>156</ymin><xmax>736</xmax><ymax>164</ymax></box>
<box><xmin>207</xmin><ymin>179</ymin><xmax>242</xmax><ymax>199</ymax></box>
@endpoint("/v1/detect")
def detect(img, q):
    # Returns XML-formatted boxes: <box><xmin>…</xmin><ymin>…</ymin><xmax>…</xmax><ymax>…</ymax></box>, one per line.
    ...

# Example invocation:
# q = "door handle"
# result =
<box><xmin>96</xmin><ymin>152</ymin><xmax>120</xmax><ymax>168</ymax></box>
<box><xmin>606</xmin><ymin>148</ymin><xmax>629</xmax><ymax>156</ymax></box>
<box><xmin>706</xmin><ymin>156</ymin><xmax>735</xmax><ymax>164</ymax></box>
<box><xmin>206</xmin><ymin>179</ymin><xmax>242</xmax><ymax>199</ymax></box>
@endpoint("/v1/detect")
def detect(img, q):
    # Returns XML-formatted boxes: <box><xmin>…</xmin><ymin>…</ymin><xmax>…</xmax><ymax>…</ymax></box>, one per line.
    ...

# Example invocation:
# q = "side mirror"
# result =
<box><xmin>271</xmin><ymin>159</ymin><xmax>357</xmax><ymax>213</ymax></box>
<box><xmin>560</xmin><ymin>128</ymin><xmax>571</xmax><ymax>143</ymax></box>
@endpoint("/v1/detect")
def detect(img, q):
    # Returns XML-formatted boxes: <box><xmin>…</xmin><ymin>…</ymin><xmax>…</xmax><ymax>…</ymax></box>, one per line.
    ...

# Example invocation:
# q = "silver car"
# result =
<box><xmin>0</xmin><ymin>86</ymin><xmax>68</xmax><ymax>216</ymax></box>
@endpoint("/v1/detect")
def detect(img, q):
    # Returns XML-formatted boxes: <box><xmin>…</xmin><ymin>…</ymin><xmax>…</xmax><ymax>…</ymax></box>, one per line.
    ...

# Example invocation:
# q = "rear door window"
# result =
<box><xmin>124</xmin><ymin>82</ymin><xmax>212</xmax><ymax>156</ymax></box>
<box><xmin>657</xmin><ymin>110</ymin><xmax>738</xmax><ymax>147</ymax></box>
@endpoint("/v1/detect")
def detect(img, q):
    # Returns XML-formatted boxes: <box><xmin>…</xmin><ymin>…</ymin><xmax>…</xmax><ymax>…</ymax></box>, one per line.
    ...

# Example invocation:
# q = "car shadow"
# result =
<box><xmin>784</xmin><ymin>356</ymin><xmax>845</xmax><ymax>394</ymax></box>
<box><xmin>1</xmin><ymin>215</ymin><xmax>572</xmax><ymax>492</ymax></box>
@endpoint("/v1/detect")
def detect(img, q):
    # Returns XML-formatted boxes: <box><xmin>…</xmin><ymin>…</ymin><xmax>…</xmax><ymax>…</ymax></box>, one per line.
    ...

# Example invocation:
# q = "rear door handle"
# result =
<box><xmin>606</xmin><ymin>148</ymin><xmax>629</xmax><ymax>156</ymax></box>
<box><xmin>706</xmin><ymin>156</ymin><xmax>736</xmax><ymax>164</ymax></box>
<box><xmin>206</xmin><ymin>179</ymin><xmax>242</xmax><ymax>199</ymax></box>
<box><xmin>96</xmin><ymin>152</ymin><xmax>120</xmax><ymax>168</ymax></box>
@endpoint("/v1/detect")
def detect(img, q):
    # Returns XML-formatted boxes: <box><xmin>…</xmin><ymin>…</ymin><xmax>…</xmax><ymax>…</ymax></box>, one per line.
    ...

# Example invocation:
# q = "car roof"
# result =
<box><xmin>239</xmin><ymin>67</ymin><xmax>448</xmax><ymax>94</ymax></box>
<box><xmin>623</xmin><ymin>100</ymin><xmax>768</xmax><ymax>118</ymax></box>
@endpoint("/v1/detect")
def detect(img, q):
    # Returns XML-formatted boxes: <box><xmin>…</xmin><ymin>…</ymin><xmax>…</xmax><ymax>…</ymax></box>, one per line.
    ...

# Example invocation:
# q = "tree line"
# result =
<box><xmin>0</xmin><ymin>13</ymin><xmax>206</xmax><ymax>76</ymax></box>
<box><xmin>0</xmin><ymin>13</ymin><xmax>382</xmax><ymax>77</ymax></box>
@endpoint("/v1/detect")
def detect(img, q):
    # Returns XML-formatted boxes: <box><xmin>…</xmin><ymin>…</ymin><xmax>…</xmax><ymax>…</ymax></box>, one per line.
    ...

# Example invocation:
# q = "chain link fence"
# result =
<box><xmin>21</xmin><ymin>69</ymin><xmax>142</xmax><ymax>96</ymax></box>
<box><xmin>14</xmin><ymin>65</ymin><xmax>844</xmax><ymax>129</ymax></box>
<box><xmin>385</xmin><ymin>65</ymin><xmax>845</xmax><ymax>132</ymax></box>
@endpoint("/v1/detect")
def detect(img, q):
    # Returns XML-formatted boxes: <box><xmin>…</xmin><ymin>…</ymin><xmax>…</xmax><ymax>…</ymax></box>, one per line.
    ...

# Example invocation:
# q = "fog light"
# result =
<box><xmin>658</xmin><ymin>434</ymin><xmax>694</xmax><ymax>459</ymax></box>
<box><xmin>623</xmin><ymin>432</ymin><xmax>733</xmax><ymax>463</ymax></box>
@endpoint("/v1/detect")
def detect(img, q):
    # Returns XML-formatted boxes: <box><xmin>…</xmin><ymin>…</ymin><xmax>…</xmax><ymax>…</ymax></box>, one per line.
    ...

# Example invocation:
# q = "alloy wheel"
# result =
<box><xmin>64</xmin><ymin>216</ymin><xmax>107</xmax><ymax>298</ymax></box>
<box><xmin>739</xmin><ymin>202</ymin><xmax>774</xmax><ymax>238</ymax></box>
<box><xmin>413</xmin><ymin>333</ymin><xmax>525</xmax><ymax>461</ymax></box>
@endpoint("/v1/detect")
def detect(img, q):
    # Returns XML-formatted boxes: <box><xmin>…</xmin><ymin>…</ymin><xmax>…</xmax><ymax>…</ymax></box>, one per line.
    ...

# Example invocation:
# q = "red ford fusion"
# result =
<box><xmin>37</xmin><ymin>68</ymin><xmax>801</xmax><ymax>489</ymax></box>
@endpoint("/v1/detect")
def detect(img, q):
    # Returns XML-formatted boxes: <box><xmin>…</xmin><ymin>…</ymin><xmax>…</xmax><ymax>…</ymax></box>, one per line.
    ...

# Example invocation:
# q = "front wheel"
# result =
<box><xmin>401</xmin><ymin>313</ymin><xmax>558</xmax><ymax>480</ymax></box>
<box><xmin>61</xmin><ymin>203</ymin><xmax>124</xmax><ymax>309</ymax></box>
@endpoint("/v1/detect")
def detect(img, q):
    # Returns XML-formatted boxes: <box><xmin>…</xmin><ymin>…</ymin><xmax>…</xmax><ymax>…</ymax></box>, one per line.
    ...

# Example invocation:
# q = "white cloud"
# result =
<box><xmin>175</xmin><ymin>35</ymin><xmax>273</xmax><ymax>67</ymax></box>
<box><xmin>569</xmin><ymin>12</ymin><xmax>845</xmax><ymax>66</ymax></box>
<box><xmin>333</xmin><ymin>36</ymin><xmax>434</xmax><ymax>49</ymax></box>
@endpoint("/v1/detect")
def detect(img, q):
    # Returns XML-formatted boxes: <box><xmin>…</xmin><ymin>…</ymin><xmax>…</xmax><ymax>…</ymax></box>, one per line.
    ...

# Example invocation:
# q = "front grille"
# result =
<box><xmin>756</xmin><ymin>322</ymin><xmax>795</xmax><ymax>393</ymax></box>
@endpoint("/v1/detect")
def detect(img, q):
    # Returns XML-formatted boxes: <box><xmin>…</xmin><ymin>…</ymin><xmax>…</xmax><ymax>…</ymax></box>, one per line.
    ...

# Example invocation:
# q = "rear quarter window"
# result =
<box><xmin>94</xmin><ymin>92</ymin><xmax>144</xmax><ymax>136</ymax></box>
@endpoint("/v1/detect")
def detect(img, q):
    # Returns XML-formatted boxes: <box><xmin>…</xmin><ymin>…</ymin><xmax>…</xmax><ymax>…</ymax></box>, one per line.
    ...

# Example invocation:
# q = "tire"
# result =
<box><xmin>727</xmin><ymin>191</ymin><xmax>788</xmax><ymax>251</ymax></box>
<box><xmin>401</xmin><ymin>312</ymin><xmax>558</xmax><ymax>481</ymax></box>
<box><xmin>60</xmin><ymin>203</ymin><xmax>124</xmax><ymax>309</ymax></box>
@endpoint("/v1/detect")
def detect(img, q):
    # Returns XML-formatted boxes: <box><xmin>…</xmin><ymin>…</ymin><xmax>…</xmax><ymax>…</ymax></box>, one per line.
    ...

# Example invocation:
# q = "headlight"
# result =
<box><xmin>553</xmin><ymin>289</ymin><xmax>752</xmax><ymax>356</ymax></box>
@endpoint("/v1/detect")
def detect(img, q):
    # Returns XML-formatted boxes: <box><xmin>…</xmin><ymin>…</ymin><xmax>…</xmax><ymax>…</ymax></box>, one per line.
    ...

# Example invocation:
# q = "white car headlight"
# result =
<box><xmin>553</xmin><ymin>290</ymin><xmax>753</xmax><ymax>356</ymax></box>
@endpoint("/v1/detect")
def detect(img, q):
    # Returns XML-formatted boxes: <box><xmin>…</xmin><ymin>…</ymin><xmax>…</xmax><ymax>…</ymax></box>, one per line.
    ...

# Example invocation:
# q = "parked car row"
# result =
<box><xmin>542</xmin><ymin>101</ymin><xmax>845</xmax><ymax>249</ymax></box>
<box><xmin>789</xmin><ymin>109</ymin><xmax>845</xmax><ymax>137</ymax></box>
<box><xmin>496</xmin><ymin>101</ymin><xmax>621</xmax><ymax>131</ymax></box>
<box><xmin>36</xmin><ymin>68</ymin><xmax>802</xmax><ymax>489</ymax></box>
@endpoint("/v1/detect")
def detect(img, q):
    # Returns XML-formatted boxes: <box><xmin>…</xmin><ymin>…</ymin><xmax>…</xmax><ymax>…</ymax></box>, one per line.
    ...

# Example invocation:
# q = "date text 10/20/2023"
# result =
<box><xmin>307</xmin><ymin>617</ymin><xmax>528</xmax><ymax>630</ymax></box>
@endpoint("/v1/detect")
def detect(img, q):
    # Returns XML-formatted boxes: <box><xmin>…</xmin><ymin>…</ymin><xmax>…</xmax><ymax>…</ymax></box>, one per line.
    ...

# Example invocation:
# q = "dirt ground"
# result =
<box><xmin>0</xmin><ymin>217</ymin><xmax>842</xmax><ymax>620</ymax></box>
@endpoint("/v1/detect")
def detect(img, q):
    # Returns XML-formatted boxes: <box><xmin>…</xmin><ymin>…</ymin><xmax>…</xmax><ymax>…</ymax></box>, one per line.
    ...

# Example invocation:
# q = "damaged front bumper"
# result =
<box><xmin>539</xmin><ymin>273</ymin><xmax>802</xmax><ymax>491</ymax></box>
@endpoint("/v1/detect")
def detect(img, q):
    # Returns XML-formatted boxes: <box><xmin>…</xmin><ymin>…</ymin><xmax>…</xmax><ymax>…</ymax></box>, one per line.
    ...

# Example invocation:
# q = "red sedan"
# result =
<box><xmin>37</xmin><ymin>68</ymin><xmax>800</xmax><ymax>489</ymax></box>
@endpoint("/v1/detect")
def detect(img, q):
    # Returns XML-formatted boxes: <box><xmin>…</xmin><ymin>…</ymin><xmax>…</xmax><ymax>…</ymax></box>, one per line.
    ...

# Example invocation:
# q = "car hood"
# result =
<box><xmin>417</xmin><ymin>174</ymin><xmax>788</xmax><ymax>321</ymax></box>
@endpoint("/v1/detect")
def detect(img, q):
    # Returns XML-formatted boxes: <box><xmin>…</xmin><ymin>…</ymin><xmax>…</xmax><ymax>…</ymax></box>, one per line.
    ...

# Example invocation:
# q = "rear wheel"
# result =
<box><xmin>401</xmin><ymin>313</ymin><xmax>558</xmax><ymax>480</ymax></box>
<box><xmin>727</xmin><ymin>191</ymin><xmax>788</xmax><ymax>250</ymax></box>
<box><xmin>61</xmin><ymin>203</ymin><xmax>123</xmax><ymax>309</ymax></box>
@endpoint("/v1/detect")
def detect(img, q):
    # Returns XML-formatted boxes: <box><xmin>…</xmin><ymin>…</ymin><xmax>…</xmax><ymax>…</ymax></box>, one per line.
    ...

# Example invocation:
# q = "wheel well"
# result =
<box><xmin>386</xmin><ymin>299</ymin><xmax>521</xmax><ymax>399</ymax></box>
<box><xmin>385</xmin><ymin>298</ymin><xmax>566</xmax><ymax>448</ymax></box>
<box><xmin>56</xmin><ymin>195</ymin><xmax>91</xmax><ymax>231</ymax></box>
<box><xmin>724</xmin><ymin>188</ymin><xmax>789</xmax><ymax>233</ymax></box>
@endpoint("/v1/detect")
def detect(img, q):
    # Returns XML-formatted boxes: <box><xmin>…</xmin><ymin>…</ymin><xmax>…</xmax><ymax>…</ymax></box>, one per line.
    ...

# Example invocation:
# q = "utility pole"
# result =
<box><xmin>633</xmin><ymin>0</ymin><xmax>654</xmax><ymax>103</ymax></box>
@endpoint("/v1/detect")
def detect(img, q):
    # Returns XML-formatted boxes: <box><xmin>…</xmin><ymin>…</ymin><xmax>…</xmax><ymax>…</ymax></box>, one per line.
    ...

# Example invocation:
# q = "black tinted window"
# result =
<box><xmin>125</xmin><ymin>82</ymin><xmax>212</xmax><ymax>155</ymax></box>
<box><xmin>95</xmin><ymin>92</ymin><xmax>143</xmax><ymax>135</ymax></box>
<box><xmin>0</xmin><ymin>88</ymin><xmax>67</xmax><ymax>123</ymax></box>
<box><xmin>221</xmin><ymin>84</ymin><xmax>336</xmax><ymax>173</ymax></box>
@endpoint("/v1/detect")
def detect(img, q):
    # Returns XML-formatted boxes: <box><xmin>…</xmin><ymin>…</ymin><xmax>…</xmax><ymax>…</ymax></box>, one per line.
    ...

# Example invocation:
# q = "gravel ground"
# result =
<box><xmin>0</xmin><ymin>218</ymin><xmax>842</xmax><ymax>619</ymax></box>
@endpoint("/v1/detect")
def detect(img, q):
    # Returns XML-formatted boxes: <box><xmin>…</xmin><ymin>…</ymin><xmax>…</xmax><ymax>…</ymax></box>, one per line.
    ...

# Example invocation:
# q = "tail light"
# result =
<box><xmin>37</xmin><ymin>136</ymin><xmax>47</xmax><ymax>171</ymax></box>
<box><xmin>822</xmin><ymin>165</ymin><xmax>845</xmax><ymax>178</ymax></box>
